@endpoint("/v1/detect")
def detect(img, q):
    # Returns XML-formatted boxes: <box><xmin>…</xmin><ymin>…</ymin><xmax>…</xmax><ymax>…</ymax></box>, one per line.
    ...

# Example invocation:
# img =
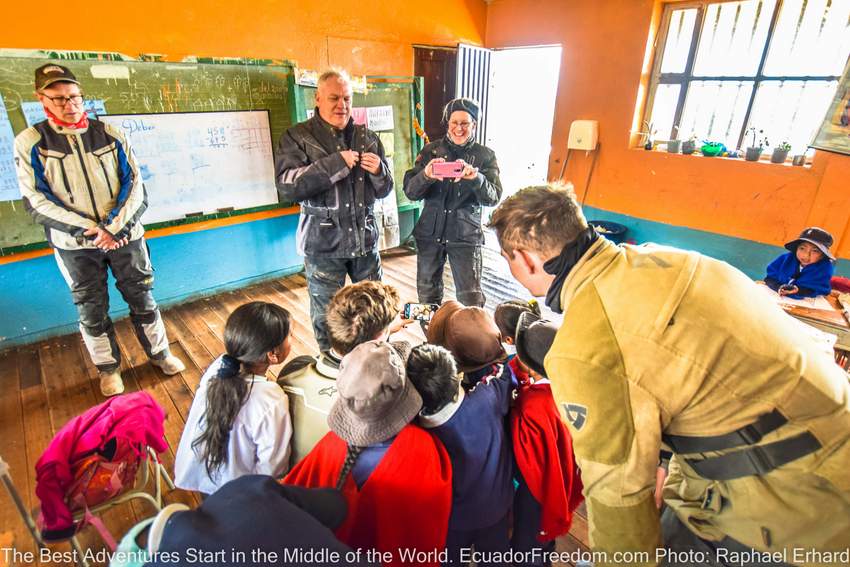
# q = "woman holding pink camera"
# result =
<box><xmin>403</xmin><ymin>98</ymin><xmax>503</xmax><ymax>310</ymax></box>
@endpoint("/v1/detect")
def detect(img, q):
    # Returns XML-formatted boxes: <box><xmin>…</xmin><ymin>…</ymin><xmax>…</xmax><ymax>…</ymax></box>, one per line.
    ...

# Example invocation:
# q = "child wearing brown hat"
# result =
<box><xmin>764</xmin><ymin>227</ymin><xmax>835</xmax><ymax>298</ymax></box>
<box><xmin>510</xmin><ymin>312</ymin><xmax>584</xmax><ymax>566</ymax></box>
<box><xmin>406</xmin><ymin>343</ymin><xmax>514</xmax><ymax>566</ymax></box>
<box><xmin>283</xmin><ymin>340</ymin><xmax>452</xmax><ymax>566</ymax></box>
<box><xmin>427</xmin><ymin>300</ymin><xmax>508</xmax><ymax>390</ymax></box>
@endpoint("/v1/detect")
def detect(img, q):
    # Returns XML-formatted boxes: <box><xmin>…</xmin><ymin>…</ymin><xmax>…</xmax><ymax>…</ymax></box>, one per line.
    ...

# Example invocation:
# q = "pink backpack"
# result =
<box><xmin>59</xmin><ymin>437</ymin><xmax>142</xmax><ymax>549</ymax></box>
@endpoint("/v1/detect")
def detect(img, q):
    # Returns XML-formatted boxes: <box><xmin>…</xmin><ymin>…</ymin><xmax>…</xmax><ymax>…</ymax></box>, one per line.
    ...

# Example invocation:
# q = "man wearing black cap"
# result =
<box><xmin>14</xmin><ymin>64</ymin><xmax>184</xmax><ymax>397</ymax></box>
<box><xmin>403</xmin><ymin>98</ymin><xmax>502</xmax><ymax>308</ymax></box>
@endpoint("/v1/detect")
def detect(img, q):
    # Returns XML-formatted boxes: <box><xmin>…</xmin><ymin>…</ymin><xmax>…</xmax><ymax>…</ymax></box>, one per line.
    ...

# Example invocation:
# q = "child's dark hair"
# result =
<box><xmin>494</xmin><ymin>299</ymin><xmax>541</xmax><ymax>341</ymax></box>
<box><xmin>336</xmin><ymin>445</ymin><xmax>364</xmax><ymax>490</ymax></box>
<box><xmin>406</xmin><ymin>344</ymin><xmax>459</xmax><ymax>415</ymax></box>
<box><xmin>194</xmin><ymin>301</ymin><xmax>291</xmax><ymax>476</ymax></box>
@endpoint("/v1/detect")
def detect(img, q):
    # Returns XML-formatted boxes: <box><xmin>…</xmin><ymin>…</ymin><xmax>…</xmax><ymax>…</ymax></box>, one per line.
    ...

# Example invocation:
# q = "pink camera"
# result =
<box><xmin>431</xmin><ymin>161</ymin><xmax>465</xmax><ymax>178</ymax></box>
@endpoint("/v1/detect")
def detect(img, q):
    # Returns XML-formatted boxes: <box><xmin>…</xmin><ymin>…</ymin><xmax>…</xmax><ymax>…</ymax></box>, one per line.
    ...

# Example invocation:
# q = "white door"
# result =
<box><xmin>485</xmin><ymin>46</ymin><xmax>562</xmax><ymax>199</ymax></box>
<box><xmin>456</xmin><ymin>44</ymin><xmax>562</xmax><ymax>199</ymax></box>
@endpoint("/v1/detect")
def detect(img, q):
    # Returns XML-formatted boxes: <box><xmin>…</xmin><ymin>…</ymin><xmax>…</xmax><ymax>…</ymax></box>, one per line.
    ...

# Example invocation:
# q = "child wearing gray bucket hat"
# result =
<box><xmin>283</xmin><ymin>340</ymin><xmax>453</xmax><ymax>566</ymax></box>
<box><xmin>327</xmin><ymin>340</ymin><xmax>420</xmax><ymax>447</ymax></box>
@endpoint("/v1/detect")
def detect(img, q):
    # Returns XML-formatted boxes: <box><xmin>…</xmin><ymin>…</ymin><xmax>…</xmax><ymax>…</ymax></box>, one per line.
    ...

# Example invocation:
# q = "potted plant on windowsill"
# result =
<box><xmin>745</xmin><ymin>127</ymin><xmax>766</xmax><ymax>162</ymax></box>
<box><xmin>771</xmin><ymin>141</ymin><xmax>792</xmax><ymax>164</ymax></box>
<box><xmin>640</xmin><ymin>121</ymin><xmax>657</xmax><ymax>150</ymax></box>
<box><xmin>667</xmin><ymin>126</ymin><xmax>681</xmax><ymax>153</ymax></box>
<box><xmin>681</xmin><ymin>134</ymin><xmax>698</xmax><ymax>155</ymax></box>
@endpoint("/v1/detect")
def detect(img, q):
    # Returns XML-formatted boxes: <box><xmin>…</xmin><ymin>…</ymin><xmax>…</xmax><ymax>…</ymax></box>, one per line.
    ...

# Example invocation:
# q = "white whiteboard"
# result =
<box><xmin>100</xmin><ymin>111</ymin><xmax>278</xmax><ymax>224</ymax></box>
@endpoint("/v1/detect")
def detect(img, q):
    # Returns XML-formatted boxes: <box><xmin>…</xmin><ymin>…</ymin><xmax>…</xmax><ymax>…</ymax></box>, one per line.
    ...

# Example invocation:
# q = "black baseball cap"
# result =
<box><xmin>784</xmin><ymin>227</ymin><xmax>835</xmax><ymax>261</ymax></box>
<box><xmin>35</xmin><ymin>64</ymin><xmax>79</xmax><ymax>90</ymax></box>
<box><xmin>515</xmin><ymin>311</ymin><xmax>559</xmax><ymax>379</ymax></box>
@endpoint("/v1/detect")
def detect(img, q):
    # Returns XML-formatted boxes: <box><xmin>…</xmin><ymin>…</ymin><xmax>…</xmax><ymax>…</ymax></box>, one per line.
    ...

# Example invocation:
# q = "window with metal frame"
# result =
<box><xmin>644</xmin><ymin>0</ymin><xmax>850</xmax><ymax>157</ymax></box>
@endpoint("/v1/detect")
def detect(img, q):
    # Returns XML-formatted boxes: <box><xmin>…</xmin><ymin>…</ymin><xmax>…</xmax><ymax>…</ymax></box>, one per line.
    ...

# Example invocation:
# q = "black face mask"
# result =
<box><xmin>542</xmin><ymin>227</ymin><xmax>600</xmax><ymax>313</ymax></box>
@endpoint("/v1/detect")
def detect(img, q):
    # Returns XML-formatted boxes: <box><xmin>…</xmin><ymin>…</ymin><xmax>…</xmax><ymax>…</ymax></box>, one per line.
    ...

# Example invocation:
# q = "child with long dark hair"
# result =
<box><xmin>175</xmin><ymin>302</ymin><xmax>293</xmax><ymax>496</ymax></box>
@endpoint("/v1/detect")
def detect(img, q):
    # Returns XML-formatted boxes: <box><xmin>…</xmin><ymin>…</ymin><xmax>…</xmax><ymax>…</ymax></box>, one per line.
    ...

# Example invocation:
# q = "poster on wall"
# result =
<box><xmin>811</xmin><ymin>56</ymin><xmax>850</xmax><ymax>156</ymax></box>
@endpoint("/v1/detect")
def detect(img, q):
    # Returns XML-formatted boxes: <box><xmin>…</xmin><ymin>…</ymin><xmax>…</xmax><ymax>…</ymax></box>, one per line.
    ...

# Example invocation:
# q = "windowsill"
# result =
<box><xmin>632</xmin><ymin>147</ymin><xmax>812</xmax><ymax>168</ymax></box>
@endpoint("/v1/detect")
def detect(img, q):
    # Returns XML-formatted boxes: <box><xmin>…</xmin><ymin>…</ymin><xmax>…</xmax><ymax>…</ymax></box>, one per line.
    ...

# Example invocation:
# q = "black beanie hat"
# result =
<box><xmin>443</xmin><ymin>98</ymin><xmax>480</xmax><ymax>123</ymax></box>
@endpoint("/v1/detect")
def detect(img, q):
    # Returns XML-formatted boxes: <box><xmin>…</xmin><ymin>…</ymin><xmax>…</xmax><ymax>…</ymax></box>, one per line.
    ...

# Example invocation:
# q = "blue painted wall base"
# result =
<box><xmin>0</xmin><ymin>214</ymin><xmax>303</xmax><ymax>349</ymax></box>
<box><xmin>584</xmin><ymin>205</ymin><xmax>850</xmax><ymax>280</ymax></box>
<box><xmin>2</xmin><ymin>208</ymin><xmax>847</xmax><ymax>349</ymax></box>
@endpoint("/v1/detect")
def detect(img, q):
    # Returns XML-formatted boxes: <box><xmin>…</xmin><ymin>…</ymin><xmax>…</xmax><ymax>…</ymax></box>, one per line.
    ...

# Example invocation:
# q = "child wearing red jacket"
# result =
<box><xmin>496</xmin><ymin>302</ymin><xmax>584</xmax><ymax>567</ymax></box>
<box><xmin>283</xmin><ymin>340</ymin><xmax>452</xmax><ymax>567</ymax></box>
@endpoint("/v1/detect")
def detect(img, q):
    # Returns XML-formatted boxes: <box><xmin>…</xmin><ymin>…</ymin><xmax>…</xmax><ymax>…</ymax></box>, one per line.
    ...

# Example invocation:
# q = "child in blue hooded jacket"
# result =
<box><xmin>765</xmin><ymin>227</ymin><xmax>835</xmax><ymax>298</ymax></box>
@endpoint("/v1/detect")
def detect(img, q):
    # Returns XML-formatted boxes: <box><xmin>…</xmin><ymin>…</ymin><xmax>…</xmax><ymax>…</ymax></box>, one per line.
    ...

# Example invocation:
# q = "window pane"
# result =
<box><xmin>647</xmin><ymin>84</ymin><xmax>682</xmax><ymax>140</ymax></box>
<box><xmin>661</xmin><ymin>9</ymin><xmax>698</xmax><ymax>73</ymax></box>
<box><xmin>679</xmin><ymin>81</ymin><xmax>754</xmax><ymax>147</ymax></box>
<box><xmin>746</xmin><ymin>80</ymin><xmax>838</xmax><ymax>152</ymax></box>
<box><xmin>763</xmin><ymin>0</ymin><xmax>850</xmax><ymax>76</ymax></box>
<box><xmin>693</xmin><ymin>0</ymin><xmax>777</xmax><ymax>77</ymax></box>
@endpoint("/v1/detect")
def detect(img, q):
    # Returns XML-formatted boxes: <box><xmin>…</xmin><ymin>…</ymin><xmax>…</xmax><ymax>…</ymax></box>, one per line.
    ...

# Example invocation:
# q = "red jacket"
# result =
<box><xmin>284</xmin><ymin>424</ymin><xmax>452</xmax><ymax>566</ymax></box>
<box><xmin>35</xmin><ymin>392</ymin><xmax>167</xmax><ymax>539</ymax></box>
<box><xmin>510</xmin><ymin>374</ymin><xmax>584</xmax><ymax>541</ymax></box>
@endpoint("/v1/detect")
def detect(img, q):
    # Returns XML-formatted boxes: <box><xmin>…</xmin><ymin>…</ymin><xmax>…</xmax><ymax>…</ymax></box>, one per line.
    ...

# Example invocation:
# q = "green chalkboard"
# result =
<box><xmin>295</xmin><ymin>78</ymin><xmax>425</xmax><ymax>207</ymax></box>
<box><xmin>0</xmin><ymin>52</ymin><xmax>296</xmax><ymax>254</ymax></box>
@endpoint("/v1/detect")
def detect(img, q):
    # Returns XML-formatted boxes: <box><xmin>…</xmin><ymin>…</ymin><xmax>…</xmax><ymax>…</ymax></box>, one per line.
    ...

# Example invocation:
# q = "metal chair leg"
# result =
<box><xmin>1</xmin><ymin>470</ymin><xmax>46</xmax><ymax>549</ymax></box>
<box><xmin>161</xmin><ymin>463</ymin><xmax>176</xmax><ymax>491</ymax></box>
<box><xmin>70</xmin><ymin>535</ymin><xmax>89</xmax><ymax>567</ymax></box>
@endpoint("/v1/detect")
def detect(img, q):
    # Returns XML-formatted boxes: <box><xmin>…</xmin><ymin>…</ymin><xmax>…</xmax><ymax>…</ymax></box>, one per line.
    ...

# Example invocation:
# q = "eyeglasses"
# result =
<box><xmin>40</xmin><ymin>94</ymin><xmax>84</xmax><ymax>107</ymax></box>
<box><xmin>449</xmin><ymin>121</ymin><xmax>472</xmax><ymax>129</ymax></box>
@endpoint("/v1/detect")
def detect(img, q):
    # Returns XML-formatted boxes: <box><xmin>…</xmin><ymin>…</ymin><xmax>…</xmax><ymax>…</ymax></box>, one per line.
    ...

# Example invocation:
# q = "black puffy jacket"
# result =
<box><xmin>403</xmin><ymin>138</ymin><xmax>502</xmax><ymax>246</ymax></box>
<box><xmin>275</xmin><ymin>114</ymin><xmax>393</xmax><ymax>258</ymax></box>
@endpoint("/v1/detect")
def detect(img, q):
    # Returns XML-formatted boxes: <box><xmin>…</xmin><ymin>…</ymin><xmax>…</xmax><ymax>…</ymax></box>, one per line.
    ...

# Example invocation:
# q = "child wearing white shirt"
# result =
<box><xmin>176</xmin><ymin>302</ymin><xmax>293</xmax><ymax>496</ymax></box>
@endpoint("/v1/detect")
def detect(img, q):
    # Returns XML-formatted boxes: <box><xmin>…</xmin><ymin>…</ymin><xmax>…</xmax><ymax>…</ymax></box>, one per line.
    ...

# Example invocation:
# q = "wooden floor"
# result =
<box><xmin>0</xmin><ymin>247</ymin><xmax>588</xmax><ymax>566</ymax></box>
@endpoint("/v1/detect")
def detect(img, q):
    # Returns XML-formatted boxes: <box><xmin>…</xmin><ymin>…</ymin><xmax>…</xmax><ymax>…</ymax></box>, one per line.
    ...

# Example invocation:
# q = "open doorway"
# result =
<box><xmin>415</xmin><ymin>43</ymin><xmax>562</xmax><ymax>196</ymax></box>
<box><xmin>456</xmin><ymin>44</ymin><xmax>563</xmax><ymax>306</ymax></box>
<box><xmin>483</xmin><ymin>45</ymin><xmax>562</xmax><ymax>198</ymax></box>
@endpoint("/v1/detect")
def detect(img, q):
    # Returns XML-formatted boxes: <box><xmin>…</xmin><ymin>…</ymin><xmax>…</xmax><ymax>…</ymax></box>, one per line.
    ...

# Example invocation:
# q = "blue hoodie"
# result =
<box><xmin>765</xmin><ymin>251</ymin><xmax>834</xmax><ymax>298</ymax></box>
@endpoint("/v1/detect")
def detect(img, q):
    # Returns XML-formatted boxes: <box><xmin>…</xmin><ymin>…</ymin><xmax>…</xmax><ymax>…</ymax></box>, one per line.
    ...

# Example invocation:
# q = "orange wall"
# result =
<box><xmin>4</xmin><ymin>0</ymin><xmax>487</xmax><ymax>76</ymax></box>
<box><xmin>485</xmin><ymin>0</ymin><xmax>850</xmax><ymax>260</ymax></box>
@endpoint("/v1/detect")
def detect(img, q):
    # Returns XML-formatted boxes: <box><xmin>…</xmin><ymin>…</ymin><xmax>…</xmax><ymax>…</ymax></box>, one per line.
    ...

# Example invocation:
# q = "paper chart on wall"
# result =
<box><xmin>367</xmin><ymin>106</ymin><xmax>394</xmax><ymax>131</ymax></box>
<box><xmin>0</xmin><ymin>94</ymin><xmax>20</xmax><ymax>202</ymax></box>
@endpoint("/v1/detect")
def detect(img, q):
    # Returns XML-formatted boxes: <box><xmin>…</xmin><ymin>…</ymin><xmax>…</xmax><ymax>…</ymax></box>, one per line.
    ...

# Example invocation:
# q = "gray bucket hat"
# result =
<box><xmin>328</xmin><ymin>340</ymin><xmax>422</xmax><ymax>446</ymax></box>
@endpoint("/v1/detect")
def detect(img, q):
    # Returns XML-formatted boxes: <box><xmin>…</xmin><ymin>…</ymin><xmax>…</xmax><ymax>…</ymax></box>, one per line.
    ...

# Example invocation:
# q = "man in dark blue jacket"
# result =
<box><xmin>275</xmin><ymin>69</ymin><xmax>393</xmax><ymax>351</ymax></box>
